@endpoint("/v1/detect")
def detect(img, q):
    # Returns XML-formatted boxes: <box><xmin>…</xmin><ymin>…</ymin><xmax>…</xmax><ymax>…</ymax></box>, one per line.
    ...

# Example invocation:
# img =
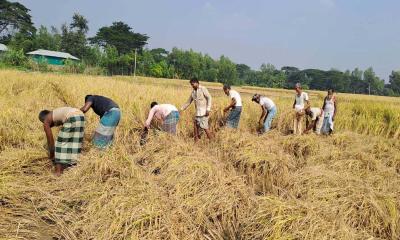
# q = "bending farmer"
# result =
<box><xmin>81</xmin><ymin>95</ymin><xmax>121</xmax><ymax>149</ymax></box>
<box><xmin>145</xmin><ymin>102</ymin><xmax>180</xmax><ymax>135</ymax></box>
<box><xmin>39</xmin><ymin>107</ymin><xmax>85</xmax><ymax>176</ymax></box>
<box><xmin>252</xmin><ymin>94</ymin><xmax>278</xmax><ymax>134</ymax></box>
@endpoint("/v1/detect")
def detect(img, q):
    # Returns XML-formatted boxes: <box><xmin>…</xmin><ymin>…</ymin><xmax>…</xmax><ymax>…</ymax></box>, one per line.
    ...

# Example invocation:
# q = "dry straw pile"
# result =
<box><xmin>1</xmin><ymin>70</ymin><xmax>400</xmax><ymax>239</ymax></box>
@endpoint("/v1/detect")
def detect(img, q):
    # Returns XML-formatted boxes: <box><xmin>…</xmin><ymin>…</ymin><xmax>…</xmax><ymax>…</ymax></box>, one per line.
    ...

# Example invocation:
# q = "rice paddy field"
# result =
<box><xmin>1</xmin><ymin>69</ymin><xmax>400</xmax><ymax>240</ymax></box>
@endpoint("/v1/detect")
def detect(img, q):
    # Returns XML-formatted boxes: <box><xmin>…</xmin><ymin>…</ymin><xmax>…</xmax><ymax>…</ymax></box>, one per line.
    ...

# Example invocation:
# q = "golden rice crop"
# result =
<box><xmin>0</xmin><ymin>69</ymin><xmax>400</xmax><ymax>239</ymax></box>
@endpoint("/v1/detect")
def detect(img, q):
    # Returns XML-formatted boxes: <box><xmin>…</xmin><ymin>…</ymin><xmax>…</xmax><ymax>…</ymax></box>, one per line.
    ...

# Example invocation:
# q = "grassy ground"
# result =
<box><xmin>0</xmin><ymin>70</ymin><xmax>399</xmax><ymax>239</ymax></box>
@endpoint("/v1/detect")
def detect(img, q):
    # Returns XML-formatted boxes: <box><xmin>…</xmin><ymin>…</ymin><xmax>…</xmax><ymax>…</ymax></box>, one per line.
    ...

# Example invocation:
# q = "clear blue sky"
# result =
<box><xmin>16</xmin><ymin>0</ymin><xmax>400</xmax><ymax>79</ymax></box>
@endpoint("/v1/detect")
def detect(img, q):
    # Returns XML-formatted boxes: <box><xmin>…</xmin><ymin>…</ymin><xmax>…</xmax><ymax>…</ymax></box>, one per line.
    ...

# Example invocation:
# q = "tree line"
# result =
<box><xmin>0</xmin><ymin>0</ymin><xmax>399</xmax><ymax>96</ymax></box>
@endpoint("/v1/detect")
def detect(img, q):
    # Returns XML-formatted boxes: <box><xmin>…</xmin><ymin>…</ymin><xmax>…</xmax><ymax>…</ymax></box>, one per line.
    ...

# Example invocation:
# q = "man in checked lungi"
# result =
<box><xmin>223</xmin><ymin>84</ymin><xmax>242</xmax><ymax>129</ymax></box>
<box><xmin>39</xmin><ymin>107</ymin><xmax>85</xmax><ymax>176</ymax></box>
<box><xmin>181</xmin><ymin>78</ymin><xmax>213</xmax><ymax>141</ymax></box>
<box><xmin>80</xmin><ymin>95</ymin><xmax>121</xmax><ymax>149</ymax></box>
<box><xmin>251</xmin><ymin>94</ymin><xmax>278</xmax><ymax>134</ymax></box>
<box><xmin>144</xmin><ymin>102</ymin><xmax>180</xmax><ymax>135</ymax></box>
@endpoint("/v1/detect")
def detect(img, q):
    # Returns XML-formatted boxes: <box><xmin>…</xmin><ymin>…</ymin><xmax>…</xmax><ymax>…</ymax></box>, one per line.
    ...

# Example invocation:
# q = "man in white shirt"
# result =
<box><xmin>292</xmin><ymin>83</ymin><xmax>310</xmax><ymax>135</ymax></box>
<box><xmin>252</xmin><ymin>94</ymin><xmax>278</xmax><ymax>134</ymax></box>
<box><xmin>223</xmin><ymin>84</ymin><xmax>242</xmax><ymax>129</ymax></box>
<box><xmin>145</xmin><ymin>102</ymin><xmax>180</xmax><ymax>135</ymax></box>
<box><xmin>304</xmin><ymin>107</ymin><xmax>324</xmax><ymax>134</ymax></box>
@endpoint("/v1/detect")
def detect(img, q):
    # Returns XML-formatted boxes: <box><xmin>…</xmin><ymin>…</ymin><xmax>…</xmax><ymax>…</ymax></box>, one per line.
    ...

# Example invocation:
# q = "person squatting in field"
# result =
<box><xmin>321</xmin><ymin>89</ymin><xmax>337</xmax><ymax>135</ymax></box>
<box><xmin>223</xmin><ymin>84</ymin><xmax>242</xmax><ymax>129</ymax></box>
<box><xmin>39</xmin><ymin>107</ymin><xmax>85</xmax><ymax>176</ymax></box>
<box><xmin>181</xmin><ymin>78</ymin><xmax>213</xmax><ymax>141</ymax></box>
<box><xmin>144</xmin><ymin>102</ymin><xmax>180</xmax><ymax>135</ymax></box>
<box><xmin>251</xmin><ymin>94</ymin><xmax>278</xmax><ymax>134</ymax></box>
<box><xmin>304</xmin><ymin>106</ymin><xmax>324</xmax><ymax>134</ymax></box>
<box><xmin>293</xmin><ymin>83</ymin><xmax>310</xmax><ymax>135</ymax></box>
<box><xmin>80</xmin><ymin>95</ymin><xmax>121</xmax><ymax>149</ymax></box>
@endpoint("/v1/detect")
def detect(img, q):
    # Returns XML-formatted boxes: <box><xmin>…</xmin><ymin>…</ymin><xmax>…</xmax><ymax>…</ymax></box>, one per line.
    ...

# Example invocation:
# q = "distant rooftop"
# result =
<box><xmin>0</xmin><ymin>43</ymin><xmax>8</xmax><ymax>51</ymax></box>
<box><xmin>27</xmin><ymin>49</ymin><xmax>79</xmax><ymax>60</ymax></box>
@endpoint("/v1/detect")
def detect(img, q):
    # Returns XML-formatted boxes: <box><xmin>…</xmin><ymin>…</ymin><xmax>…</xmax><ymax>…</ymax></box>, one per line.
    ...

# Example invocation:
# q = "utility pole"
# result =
<box><xmin>133</xmin><ymin>48</ymin><xmax>137</xmax><ymax>78</ymax></box>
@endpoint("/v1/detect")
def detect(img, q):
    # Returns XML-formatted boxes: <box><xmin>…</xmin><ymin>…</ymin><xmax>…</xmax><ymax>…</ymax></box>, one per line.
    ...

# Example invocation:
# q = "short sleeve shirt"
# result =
<box><xmin>86</xmin><ymin>95</ymin><xmax>119</xmax><ymax>117</ymax></box>
<box><xmin>259</xmin><ymin>97</ymin><xmax>275</xmax><ymax>110</ymax></box>
<box><xmin>295</xmin><ymin>92</ymin><xmax>309</xmax><ymax>109</ymax></box>
<box><xmin>229</xmin><ymin>90</ymin><xmax>242</xmax><ymax>107</ymax></box>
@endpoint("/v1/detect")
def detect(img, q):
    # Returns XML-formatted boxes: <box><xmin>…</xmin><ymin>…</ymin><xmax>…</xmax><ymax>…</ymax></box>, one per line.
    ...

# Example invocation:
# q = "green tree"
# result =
<box><xmin>137</xmin><ymin>49</ymin><xmax>155</xmax><ymax>76</ymax></box>
<box><xmin>0</xmin><ymin>0</ymin><xmax>35</xmax><ymax>42</ymax></box>
<box><xmin>90</xmin><ymin>21</ymin><xmax>149</xmax><ymax>55</ymax></box>
<box><xmin>281</xmin><ymin>66</ymin><xmax>299</xmax><ymax>88</ymax></box>
<box><xmin>60</xmin><ymin>13</ymin><xmax>89</xmax><ymax>59</ymax></box>
<box><xmin>350</xmin><ymin>68</ymin><xmax>366</xmax><ymax>94</ymax></box>
<box><xmin>33</xmin><ymin>25</ymin><xmax>61</xmax><ymax>51</ymax></box>
<box><xmin>364</xmin><ymin>67</ymin><xmax>384</xmax><ymax>95</ymax></box>
<box><xmin>3</xmin><ymin>48</ymin><xmax>27</xmax><ymax>66</ymax></box>
<box><xmin>383</xmin><ymin>87</ymin><xmax>396</xmax><ymax>96</ymax></box>
<box><xmin>271</xmin><ymin>71</ymin><xmax>287</xmax><ymax>88</ymax></box>
<box><xmin>118</xmin><ymin>53</ymin><xmax>135</xmax><ymax>75</ymax></box>
<box><xmin>83</xmin><ymin>45</ymin><xmax>103</xmax><ymax>66</ymax></box>
<box><xmin>260</xmin><ymin>63</ymin><xmax>276</xmax><ymax>74</ymax></box>
<box><xmin>336</xmin><ymin>70</ymin><xmax>352</xmax><ymax>92</ymax></box>
<box><xmin>244</xmin><ymin>70</ymin><xmax>259</xmax><ymax>86</ymax></box>
<box><xmin>150</xmin><ymin>48</ymin><xmax>168</xmax><ymax>62</ymax></box>
<box><xmin>388</xmin><ymin>71</ymin><xmax>400</xmax><ymax>95</ymax></box>
<box><xmin>201</xmin><ymin>55</ymin><xmax>218</xmax><ymax>82</ymax></box>
<box><xmin>236</xmin><ymin>64</ymin><xmax>251</xmax><ymax>79</ymax></box>
<box><xmin>217</xmin><ymin>55</ymin><xmax>238</xmax><ymax>85</ymax></box>
<box><xmin>7</xmin><ymin>31</ymin><xmax>35</xmax><ymax>52</ymax></box>
<box><xmin>167</xmin><ymin>48</ymin><xmax>203</xmax><ymax>80</ymax></box>
<box><xmin>70</xmin><ymin>13</ymin><xmax>89</xmax><ymax>34</ymax></box>
<box><xmin>281</xmin><ymin>66</ymin><xmax>299</xmax><ymax>74</ymax></box>
<box><xmin>100</xmin><ymin>45</ymin><xmax>118</xmax><ymax>75</ymax></box>
<box><xmin>257</xmin><ymin>63</ymin><xmax>289</xmax><ymax>88</ymax></box>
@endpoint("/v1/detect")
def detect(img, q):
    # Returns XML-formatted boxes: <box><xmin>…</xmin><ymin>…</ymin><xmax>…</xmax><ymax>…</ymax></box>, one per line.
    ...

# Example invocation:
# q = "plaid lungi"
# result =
<box><xmin>162</xmin><ymin>111</ymin><xmax>179</xmax><ymax>134</ymax></box>
<box><xmin>93</xmin><ymin>108</ymin><xmax>121</xmax><ymax>149</ymax></box>
<box><xmin>226</xmin><ymin>106</ymin><xmax>242</xmax><ymax>129</ymax></box>
<box><xmin>55</xmin><ymin>114</ymin><xmax>85</xmax><ymax>166</ymax></box>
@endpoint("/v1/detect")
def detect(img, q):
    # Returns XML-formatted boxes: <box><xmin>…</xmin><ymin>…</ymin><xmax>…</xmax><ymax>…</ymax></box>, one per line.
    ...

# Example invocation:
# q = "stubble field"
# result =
<box><xmin>1</xmin><ymin>70</ymin><xmax>400</xmax><ymax>240</ymax></box>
